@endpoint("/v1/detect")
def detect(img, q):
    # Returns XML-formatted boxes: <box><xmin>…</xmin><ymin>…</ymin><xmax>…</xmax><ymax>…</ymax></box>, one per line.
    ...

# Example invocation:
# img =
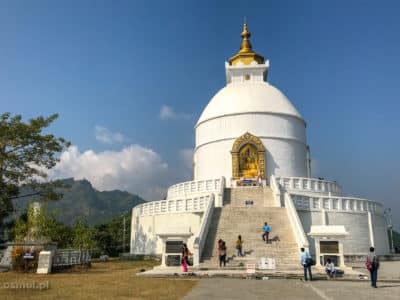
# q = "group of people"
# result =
<box><xmin>300</xmin><ymin>246</ymin><xmax>380</xmax><ymax>288</ymax></box>
<box><xmin>217</xmin><ymin>239</ymin><xmax>227</xmax><ymax>267</ymax></box>
<box><xmin>300</xmin><ymin>248</ymin><xmax>338</xmax><ymax>281</ymax></box>
<box><xmin>217</xmin><ymin>235</ymin><xmax>245</xmax><ymax>267</ymax></box>
<box><xmin>216</xmin><ymin>221</ymin><xmax>272</xmax><ymax>269</ymax></box>
<box><xmin>183</xmin><ymin>239</ymin><xmax>380</xmax><ymax>288</ymax></box>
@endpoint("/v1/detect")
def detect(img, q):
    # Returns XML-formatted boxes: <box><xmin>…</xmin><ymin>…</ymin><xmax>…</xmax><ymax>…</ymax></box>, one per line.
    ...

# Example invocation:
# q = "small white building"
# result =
<box><xmin>130</xmin><ymin>23</ymin><xmax>390</xmax><ymax>268</ymax></box>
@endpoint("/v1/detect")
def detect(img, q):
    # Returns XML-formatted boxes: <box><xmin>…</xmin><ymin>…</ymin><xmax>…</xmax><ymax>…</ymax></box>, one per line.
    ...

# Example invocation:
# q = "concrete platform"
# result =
<box><xmin>136</xmin><ymin>265</ymin><xmax>369</xmax><ymax>281</ymax></box>
<box><xmin>137</xmin><ymin>261</ymin><xmax>400</xmax><ymax>284</ymax></box>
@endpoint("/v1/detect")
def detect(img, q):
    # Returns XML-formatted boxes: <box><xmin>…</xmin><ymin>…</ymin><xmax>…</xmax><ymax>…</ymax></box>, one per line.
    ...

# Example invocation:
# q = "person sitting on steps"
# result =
<box><xmin>325</xmin><ymin>258</ymin><xmax>336</xmax><ymax>279</ymax></box>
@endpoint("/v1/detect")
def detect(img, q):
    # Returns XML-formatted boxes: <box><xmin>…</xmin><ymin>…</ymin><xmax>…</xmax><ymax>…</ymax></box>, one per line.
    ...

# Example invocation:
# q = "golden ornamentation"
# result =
<box><xmin>229</xmin><ymin>23</ymin><xmax>264</xmax><ymax>66</ymax></box>
<box><xmin>231</xmin><ymin>132</ymin><xmax>266</xmax><ymax>179</ymax></box>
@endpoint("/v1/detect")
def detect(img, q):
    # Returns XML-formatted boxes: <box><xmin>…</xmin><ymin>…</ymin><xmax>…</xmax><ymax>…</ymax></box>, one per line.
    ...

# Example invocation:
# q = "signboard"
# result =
<box><xmin>166</xmin><ymin>255</ymin><xmax>181</xmax><ymax>266</ymax></box>
<box><xmin>166</xmin><ymin>241</ymin><xmax>183</xmax><ymax>253</ymax></box>
<box><xmin>320</xmin><ymin>241</ymin><xmax>339</xmax><ymax>253</ymax></box>
<box><xmin>23</xmin><ymin>253</ymin><xmax>34</xmax><ymax>259</ymax></box>
<box><xmin>246</xmin><ymin>263</ymin><xmax>256</xmax><ymax>274</ymax></box>
<box><xmin>258</xmin><ymin>257</ymin><xmax>276</xmax><ymax>270</ymax></box>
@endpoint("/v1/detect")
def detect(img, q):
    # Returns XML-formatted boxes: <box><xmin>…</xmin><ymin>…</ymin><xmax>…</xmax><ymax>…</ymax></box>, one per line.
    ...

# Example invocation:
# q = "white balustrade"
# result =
<box><xmin>290</xmin><ymin>194</ymin><xmax>383</xmax><ymax>215</ymax></box>
<box><xmin>284</xmin><ymin>192</ymin><xmax>309</xmax><ymax>250</ymax></box>
<box><xmin>269</xmin><ymin>175</ymin><xmax>282</xmax><ymax>207</ymax></box>
<box><xmin>167</xmin><ymin>178</ymin><xmax>223</xmax><ymax>199</ymax></box>
<box><xmin>135</xmin><ymin>194</ymin><xmax>213</xmax><ymax>217</ymax></box>
<box><xmin>275</xmin><ymin>176</ymin><xmax>342</xmax><ymax>196</ymax></box>
<box><xmin>193</xmin><ymin>195</ymin><xmax>215</xmax><ymax>266</ymax></box>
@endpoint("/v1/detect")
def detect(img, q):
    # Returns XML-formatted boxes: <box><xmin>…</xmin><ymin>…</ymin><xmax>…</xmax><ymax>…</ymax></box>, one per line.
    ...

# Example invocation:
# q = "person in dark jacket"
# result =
<box><xmin>366</xmin><ymin>246</ymin><xmax>380</xmax><ymax>288</ymax></box>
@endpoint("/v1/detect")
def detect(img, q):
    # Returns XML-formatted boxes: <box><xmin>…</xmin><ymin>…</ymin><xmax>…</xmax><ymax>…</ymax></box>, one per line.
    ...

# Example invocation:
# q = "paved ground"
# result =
<box><xmin>349</xmin><ymin>261</ymin><xmax>400</xmax><ymax>280</ymax></box>
<box><xmin>183</xmin><ymin>278</ymin><xmax>400</xmax><ymax>300</ymax></box>
<box><xmin>182</xmin><ymin>261</ymin><xmax>400</xmax><ymax>300</ymax></box>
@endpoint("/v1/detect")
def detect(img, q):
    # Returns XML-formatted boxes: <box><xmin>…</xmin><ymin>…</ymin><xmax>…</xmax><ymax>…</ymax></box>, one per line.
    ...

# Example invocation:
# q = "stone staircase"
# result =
<box><xmin>200</xmin><ymin>187</ymin><xmax>300</xmax><ymax>271</ymax></box>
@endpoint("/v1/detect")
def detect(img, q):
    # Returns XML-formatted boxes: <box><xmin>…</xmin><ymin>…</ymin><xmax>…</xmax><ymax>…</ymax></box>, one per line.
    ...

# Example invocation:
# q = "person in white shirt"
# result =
<box><xmin>325</xmin><ymin>258</ymin><xmax>336</xmax><ymax>278</ymax></box>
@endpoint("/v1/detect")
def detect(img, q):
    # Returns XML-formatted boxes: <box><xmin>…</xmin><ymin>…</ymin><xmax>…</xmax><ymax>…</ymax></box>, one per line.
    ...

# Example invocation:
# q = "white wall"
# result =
<box><xmin>371</xmin><ymin>214</ymin><xmax>390</xmax><ymax>255</ymax></box>
<box><xmin>297</xmin><ymin>210</ymin><xmax>389</xmax><ymax>256</ymax></box>
<box><xmin>130</xmin><ymin>208</ymin><xmax>203</xmax><ymax>255</ymax></box>
<box><xmin>194</xmin><ymin>113</ymin><xmax>307</xmax><ymax>183</ymax></box>
<box><xmin>196</xmin><ymin>113</ymin><xmax>306</xmax><ymax>146</ymax></box>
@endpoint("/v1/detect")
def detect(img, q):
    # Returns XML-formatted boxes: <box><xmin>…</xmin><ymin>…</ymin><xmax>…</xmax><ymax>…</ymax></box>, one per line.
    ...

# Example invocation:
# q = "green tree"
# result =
<box><xmin>93</xmin><ymin>212</ymin><xmax>131</xmax><ymax>256</ymax></box>
<box><xmin>0</xmin><ymin>113</ymin><xmax>70</xmax><ymax>222</ymax></box>
<box><xmin>72</xmin><ymin>219</ymin><xmax>96</xmax><ymax>250</ymax></box>
<box><xmin>11</xmin><ymin>203</ymin><xmax>73</xmax><ymax>247</ymax></box>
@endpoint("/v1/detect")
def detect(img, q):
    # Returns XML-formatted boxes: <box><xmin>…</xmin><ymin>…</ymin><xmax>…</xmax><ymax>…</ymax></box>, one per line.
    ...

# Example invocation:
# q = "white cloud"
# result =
<box><xmin>49</xmin><ymin>145</ymin><xmax>170</xmax><ymax>200</ymax></box>
<box><xmin>95</xmin><ymin>126</ymin><xmax>126</xmax><ymax>144</ymax></box>
<box><xmin>159</xmin><ymin>105</ymin><xmax>191</xmax><ymax>121</ymax></box>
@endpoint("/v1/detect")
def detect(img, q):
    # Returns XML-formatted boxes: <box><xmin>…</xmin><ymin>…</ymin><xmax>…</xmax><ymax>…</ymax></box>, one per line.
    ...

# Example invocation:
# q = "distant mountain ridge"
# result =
<box><xmin>13</xmin><ymin>178</ymin><xmax>146</xmax><ymax>226</ymax></box>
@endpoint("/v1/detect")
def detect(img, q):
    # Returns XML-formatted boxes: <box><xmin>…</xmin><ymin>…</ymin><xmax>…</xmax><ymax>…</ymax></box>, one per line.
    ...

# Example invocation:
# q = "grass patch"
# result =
<box><xmin>0</xmin><ymin>260</ymin><xmax>197</xmax><ymax>300</ymax></box>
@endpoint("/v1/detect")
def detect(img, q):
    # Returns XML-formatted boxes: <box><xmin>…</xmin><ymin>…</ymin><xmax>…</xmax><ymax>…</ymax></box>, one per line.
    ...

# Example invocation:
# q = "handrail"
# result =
<box><xmin>275</xmin><ymin>176</ymin><xmax>342</xmax><ymax>196</ymax></box>
<box><xmin>193</xmin><ymin>195</ymin><xmax>215</xmax><ymax>266</ymax></box>
<box><xmin>284</xmin><ymin>192</ymin><xmax>309</xmax><ymax>251</ymax></box>
<box><xmin>217</xmin><ymin>177</ymin><xmax>225</xmax><ymax>207</ymax></box>
<box><xmin>269</xmin><ymin>175</ymin><xmax>282</xmax><ymax>207</ymax></box>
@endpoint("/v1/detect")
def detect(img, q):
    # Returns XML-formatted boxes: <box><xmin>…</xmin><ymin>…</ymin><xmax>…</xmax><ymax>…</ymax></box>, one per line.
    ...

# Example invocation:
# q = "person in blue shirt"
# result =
<box><xmin>300</xmin><ymin>247</ymin><xmax>313</xmax><ymax>281</ymax></box>
<box><xmin>262</xmin><ymin>222</ymin><xmax>271</xmax><ymax>243</ymax></box>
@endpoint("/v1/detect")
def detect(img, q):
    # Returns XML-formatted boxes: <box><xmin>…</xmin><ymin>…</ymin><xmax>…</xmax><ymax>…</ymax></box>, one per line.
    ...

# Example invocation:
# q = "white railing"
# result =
<box><xmin>193</xmin><ymin>195</ymin><xmax>215</xmax><ymax>266</ymax></box>
<box><xmin>269</xmin><ymin>175</ymin><xmax>282</xmax><ymax>207</ymax></box>
<box><xmin>167</xmin><ymin>178</ymin><xmax>223</xmax><ymax>197</ymax></box>
<box><xmin>136</xmin><ymin>194</ymin><xmax>213</xmax><ymax>216</ymax></box>
<box><xmin>284</xmin><ymin>192</ymin><xmax>309</xmax><ymax>250</ymax></box>
<box><xmin>290</xmin><ymin>194</ymin><xmax>384</xmax><ymax>215</ymax></box>
<box><xmin>276</xmin><ymin>176</ymin><xmax>342</xmax><ymax>196</ymax></box>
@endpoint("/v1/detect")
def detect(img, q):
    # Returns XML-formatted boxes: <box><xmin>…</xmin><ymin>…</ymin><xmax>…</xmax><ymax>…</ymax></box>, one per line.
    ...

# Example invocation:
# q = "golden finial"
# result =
<box><xmin>229</xmin><ymin>21</ymin><xmax>264</xmax><ymax>66</ymax></box>
<box><xmin>239</xmin><ymin>22</ymin><xmax>252</xmax><ymax>53</ymax></box>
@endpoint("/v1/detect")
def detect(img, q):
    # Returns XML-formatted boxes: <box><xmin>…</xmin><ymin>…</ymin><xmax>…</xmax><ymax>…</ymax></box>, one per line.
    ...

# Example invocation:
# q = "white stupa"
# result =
<box><xmin>194</xmin><ymin>24</ymin><xmax>309</xmax><ymax>183</ymax></box>
<box><xmin>130</xmin><ymin>24</ymin><xmax>390</xmax><ymax>270</ymax></box>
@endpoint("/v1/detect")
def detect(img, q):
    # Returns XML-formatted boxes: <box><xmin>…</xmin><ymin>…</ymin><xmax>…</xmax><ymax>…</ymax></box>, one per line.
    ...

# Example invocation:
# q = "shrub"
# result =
<box><xmin>11</xmin><ymin>246</ymin><xmax>40</xmax><ymax>272</ymax></box>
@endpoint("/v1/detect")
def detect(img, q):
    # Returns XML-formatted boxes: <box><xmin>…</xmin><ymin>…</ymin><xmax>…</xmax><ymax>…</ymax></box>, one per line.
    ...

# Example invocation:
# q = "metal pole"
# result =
<box><xmin>388</xmin><ymin>209</ymin><xmax>394</xmax><ymax>253</ymax></box>
<box><xmin>123</xmin><ymin>215</ymin><xmax>126</xmax><ymax>253</ymax></box>
<box><xmin>386</xmin><ymin>208</ymin><xmax>394</xmax><ymax>253</ymax></box>
<box><xmin>390</xmin><ymin>226</ymin><xmax>394</xmax><ymax>253</ymax></box>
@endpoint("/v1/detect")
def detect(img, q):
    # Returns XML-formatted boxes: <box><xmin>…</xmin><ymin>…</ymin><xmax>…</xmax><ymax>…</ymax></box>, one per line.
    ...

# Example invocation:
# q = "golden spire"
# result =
<box><xmin>239</xmin><ymin>23</ymin><xmax>252</xmax><ymax>52</ymax></box>
<box><xmin>229</xmin><ymin>22</ymin><xmax>264</xmax><ymax>66</ymax></box>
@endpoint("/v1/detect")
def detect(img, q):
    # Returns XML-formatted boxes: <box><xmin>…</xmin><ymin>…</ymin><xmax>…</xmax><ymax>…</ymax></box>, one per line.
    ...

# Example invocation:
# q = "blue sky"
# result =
<box><xmin>1</xmin><ymin>1</ymin><xmax>399</xmax><ymax>230</ymax></box>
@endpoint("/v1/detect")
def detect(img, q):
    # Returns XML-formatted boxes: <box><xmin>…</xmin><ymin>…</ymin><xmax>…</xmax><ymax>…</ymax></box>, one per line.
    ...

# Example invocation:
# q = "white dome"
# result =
<box><xmin>197</xmin><ymin>82</ymin><xmax>303</xmax><ymax>125</ymax></box>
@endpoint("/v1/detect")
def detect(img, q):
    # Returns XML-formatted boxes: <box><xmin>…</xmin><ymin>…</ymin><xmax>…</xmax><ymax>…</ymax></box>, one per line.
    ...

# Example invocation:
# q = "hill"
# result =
<box><xmin>13</xmin><ymin>178</ymin><xmax>146</xmax><ymax>226</ymax></box>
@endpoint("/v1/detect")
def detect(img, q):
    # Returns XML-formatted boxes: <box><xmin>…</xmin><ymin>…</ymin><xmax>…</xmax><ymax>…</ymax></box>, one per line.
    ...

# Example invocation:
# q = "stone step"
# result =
<box><xmin>223</xmin><ymin>187</ymin><xmax>276</xmax><ymax>207</ymax></box>
<box><xmin>201</xmin><ymin>187</ymin><xmax>298</xmax><ymax>271</ymax></box>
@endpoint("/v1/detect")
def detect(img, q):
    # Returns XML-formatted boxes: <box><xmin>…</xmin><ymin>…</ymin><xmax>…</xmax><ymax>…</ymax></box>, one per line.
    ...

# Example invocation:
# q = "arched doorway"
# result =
<box><xmin>231</xmin><ymin>132</ymin><xmax>266</xmax><ymax>179</ymax></box>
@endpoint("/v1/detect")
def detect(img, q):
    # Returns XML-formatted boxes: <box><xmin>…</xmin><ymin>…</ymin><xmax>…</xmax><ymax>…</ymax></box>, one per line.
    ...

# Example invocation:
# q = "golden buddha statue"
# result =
<box><xmin>241</xmin><ymin>156</ymin><xmax>258</xmax><ymax>178</ymax></box>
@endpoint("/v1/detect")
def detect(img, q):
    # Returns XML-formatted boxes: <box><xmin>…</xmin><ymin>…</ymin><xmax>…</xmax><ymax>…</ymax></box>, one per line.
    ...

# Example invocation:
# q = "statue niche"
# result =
<box><xmin>231</xmin><ymin>132</ymin><xmax>266</xmax><ymax>180</ymax></box>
